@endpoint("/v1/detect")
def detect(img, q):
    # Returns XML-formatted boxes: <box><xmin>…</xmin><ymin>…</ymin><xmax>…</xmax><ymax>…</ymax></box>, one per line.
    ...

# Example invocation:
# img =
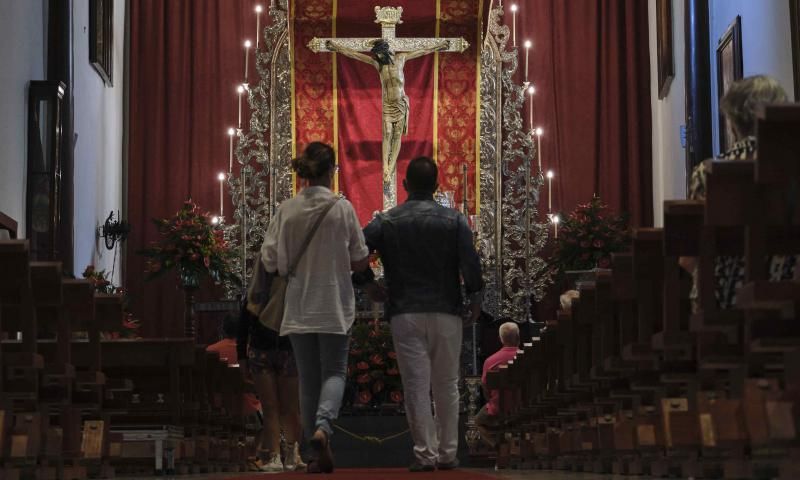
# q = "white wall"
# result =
<box><xmin>709</xmin><ymin>0</ymin><xmax>796</xmax><ymax>156</ymax></box>
<box><xmin>72</xmin><ymin>0</ymin><xmax>126</xmax><ymax>284</ymax></box>
<box><xmin>0</xmin><ymin>0</ymin><xmax>47</xmax><ymax>237</ymax></box>
<box><xmin>0</xmin><ymin>0</ymin><xmax>125</xmax><ymax>283</ymax></box>
<box><xmin>649</xmin><ymin>0</ymin><xmax>688</xmax><ymax>227</ymax></box>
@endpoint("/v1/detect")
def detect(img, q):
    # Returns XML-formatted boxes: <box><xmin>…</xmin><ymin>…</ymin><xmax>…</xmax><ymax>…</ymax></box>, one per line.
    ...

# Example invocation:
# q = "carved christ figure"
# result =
<box><xmin>326</xmin><ymin>38</ymin><xmax>449</xmax><ymax>207</ymax></box>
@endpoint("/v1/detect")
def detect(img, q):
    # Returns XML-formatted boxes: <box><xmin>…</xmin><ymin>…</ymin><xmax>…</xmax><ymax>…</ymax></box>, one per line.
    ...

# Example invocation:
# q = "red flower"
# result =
<box><xmin>386</xmin><ymin>368</ymin><xmax>400</xmax><ymax>376</ymax></box>
<box><xmin>369</xmin><ymin>354</ymin><xmax>384</xmax><ymax>366</ymax></box>
<box><xmin>593</xmin><ymin>239</ymin><xmax>604</xmax><ymax>248</ymax></box>
<box><xmin>356</xmin><ymin>374</ymin><xmax>370</xmax><ymax>384</ymax></box>
<box><xmin>387</xmin><ymin>351</ymin><xmax>397</xmax><ymax>360</ymax></box>
<box><xmin>357</xmin><ymin>390</ymin><xmax>372</xmax><ymax>404</ymax></box>
<box><xmin>598</xmin><ymin>257</ymin><xmax>611</xmax><ymax>268</ymax></box>
<box><xmin>390</xmin><ymin>391</ymin><xmax>404</xmax><ymax>403</ymax></box>
<box><xmin>356</xmin><ymin>361</ymin><xmax>369</xmax><ymax>371</ymax></box>
<box><xmin>350</xmin><ymin>348</ymin><xmax>363</xmax><ymax>356</ymax></box>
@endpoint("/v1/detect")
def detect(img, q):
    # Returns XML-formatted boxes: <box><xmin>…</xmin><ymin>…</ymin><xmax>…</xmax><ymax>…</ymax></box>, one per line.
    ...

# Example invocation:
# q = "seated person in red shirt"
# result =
<box><xmin>205</xmin><ymin>316</ymin><xmax>262</xmax><ymax>416</ymax></box>
<box><xmin>475</xmin><ymin>322</ymin><xmax>520</xmax><ymax>447</ymax></box>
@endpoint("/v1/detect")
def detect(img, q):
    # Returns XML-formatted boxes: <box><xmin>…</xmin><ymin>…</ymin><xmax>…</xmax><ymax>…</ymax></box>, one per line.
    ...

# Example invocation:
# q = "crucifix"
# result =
<box><xmin>308</xmin><ymin>6</ymin><xmax>469</xmax><ymax>210</ymax></box>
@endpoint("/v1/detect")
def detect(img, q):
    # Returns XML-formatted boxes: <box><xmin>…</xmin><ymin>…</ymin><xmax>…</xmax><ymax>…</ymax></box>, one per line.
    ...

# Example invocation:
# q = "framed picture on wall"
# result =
<box><xmin>716</xmin><ymin>15</ymin><xmax>743</xmax><ymax>153</ymax></box>
<box><xmin>656</xmin><ymin>0</ymin><xmax>674</xmax><ymax>99</ymax></box>
<box><xmin>89</xmin><ymin>0</ymin><xmax>113</xmax><ymax>86</ymax></box>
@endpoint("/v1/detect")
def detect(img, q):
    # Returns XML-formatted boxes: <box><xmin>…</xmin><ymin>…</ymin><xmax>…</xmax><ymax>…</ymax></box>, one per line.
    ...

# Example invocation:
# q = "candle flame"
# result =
<box><xmin>244</xmin><ymin>40</ymin><xmax>252</xmax><ymax>48</ymax></box>
<box><xmin>255</xmin><ymin>5</ymin><xmax>263</xmax><ymax>13</ymax></box>
<box><xmin>237</xmin><ymin>85</ymin><xmax>245</xmax><ymax>94</ymax></box>
<box><xmin>535</xmin><ymin>127</ymin><xmax>543</xmax><ymax>136</ymax></box>
<box><xmin>211</xmin><ymin>216</ymin><xmax>220</xmax><ymax>225</ymax></box>
<box><xmin>552</xmin><ymin>215</ymin><xmax>560</xmax><ymax>224</ymax></box>
<box><xmin>218</xmin><ymin>172</ymin><xmax>226</xmax><ymax>181</ymax></box>
<box><xmin>524</xmin><ymin>40</ymin><xmax>532</xmax><ymax>48</ymax></box>
<box><xmin>227</xmin><ymin>127</ymin><xmax>236</xmax><ymax>136</ymax></box>
<box><xmin>546</xmin><ymin>170</ymin><xmax>554</xmax><ymax>179</ymax></box>
<box><xmin>510</xmin><ymin>4</ymin><xmax>518</xmax><ymax>12</ymax></box>
<box><xmin>528</xmin><ymin>85</ymin><xmax>535</xmax><ymax>95</ymax></box>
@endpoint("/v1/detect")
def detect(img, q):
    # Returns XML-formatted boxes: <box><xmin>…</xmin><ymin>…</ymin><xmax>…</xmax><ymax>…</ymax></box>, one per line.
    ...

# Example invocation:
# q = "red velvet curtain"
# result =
<box><xmin>127</xmin><ymin>0</ymin><xmax>258</xmax><ymax>337</ymax></box>
<box><xmin>127</xmin><ymin>0</ymin><xmax>652</xmax><ymax>337</ymax></box>
<box><xmin>514</xmin><ymin>0</ymin><xmax>653</xmax><ymax>226</ymax></box>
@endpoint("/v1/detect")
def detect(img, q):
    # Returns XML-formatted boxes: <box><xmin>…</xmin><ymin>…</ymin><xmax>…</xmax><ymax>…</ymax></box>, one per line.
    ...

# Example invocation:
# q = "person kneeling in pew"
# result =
<box><xmin>475</xmin><ymin>322</ymin><xmax>520</xmax><ymax>448</ymax></box>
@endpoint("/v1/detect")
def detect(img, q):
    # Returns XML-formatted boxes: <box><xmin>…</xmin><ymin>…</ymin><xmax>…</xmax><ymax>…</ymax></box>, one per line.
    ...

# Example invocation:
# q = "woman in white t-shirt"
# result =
<box><xmin>261</xmin><ymin>142</ymin><xmax>371</xmax><ymax>473</ymax></box>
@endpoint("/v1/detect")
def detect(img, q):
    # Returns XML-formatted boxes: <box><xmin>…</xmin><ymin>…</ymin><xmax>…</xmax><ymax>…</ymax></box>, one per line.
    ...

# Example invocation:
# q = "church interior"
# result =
<box><xmin>1</xmin><ymin>0</ymin><xmax>800</xmax><ymax>478</ymax></box>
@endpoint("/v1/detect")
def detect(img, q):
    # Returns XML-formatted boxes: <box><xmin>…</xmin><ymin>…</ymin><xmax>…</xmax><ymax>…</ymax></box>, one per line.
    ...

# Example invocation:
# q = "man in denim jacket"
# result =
<box><xmin>358</xmin><ymin>156</ymin><xmax>483</xmax><ymax>472</ymax></box>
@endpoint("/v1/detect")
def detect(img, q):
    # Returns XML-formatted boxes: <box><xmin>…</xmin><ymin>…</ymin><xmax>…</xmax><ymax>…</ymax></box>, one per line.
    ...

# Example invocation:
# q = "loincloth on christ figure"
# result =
<box><xmin>383</xmin><ymin>94</ymin><xmax>410</xmax><ymax>135</ymax></box>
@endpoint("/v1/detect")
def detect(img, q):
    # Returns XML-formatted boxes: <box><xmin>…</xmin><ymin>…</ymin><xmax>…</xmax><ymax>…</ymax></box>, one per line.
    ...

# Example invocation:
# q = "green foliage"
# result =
<box><xmin>551</xmin><ymin>196</ymin><xmax>631</xmax><ymax>272</ymax></box>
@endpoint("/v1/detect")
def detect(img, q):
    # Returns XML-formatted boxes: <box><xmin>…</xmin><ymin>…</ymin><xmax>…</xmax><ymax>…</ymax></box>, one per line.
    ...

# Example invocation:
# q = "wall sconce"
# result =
<box><xmin>99</xmin><ymin>211</ymin><xmax>130</xmax><ymax>250</ymax></box>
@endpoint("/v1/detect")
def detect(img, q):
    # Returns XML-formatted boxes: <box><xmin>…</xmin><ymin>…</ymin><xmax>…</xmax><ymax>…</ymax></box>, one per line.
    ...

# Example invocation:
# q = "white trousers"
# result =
<box><xmin>391</xmin><ymin>312</ymin><xmax>462</xmax><ymax>466</ymax></box>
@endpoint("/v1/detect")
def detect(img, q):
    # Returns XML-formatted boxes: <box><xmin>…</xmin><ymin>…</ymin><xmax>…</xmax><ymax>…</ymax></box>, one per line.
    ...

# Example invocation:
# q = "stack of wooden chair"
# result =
<box><xmin>0</xmin><ymin>230</ymin><xmax>257</xmax><ymax>478</ymax></box>
<box><xmin>484</xmin><ymin>105</ymin><xmax>800</xmax><ymax>479</ymax></box>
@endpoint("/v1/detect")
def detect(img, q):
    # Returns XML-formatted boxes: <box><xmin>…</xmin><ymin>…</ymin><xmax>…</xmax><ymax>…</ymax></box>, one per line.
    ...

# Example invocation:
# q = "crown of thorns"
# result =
<box><xmin>371</xmin><ymin>40</ymin><xmax>394</xmax><ymax>65</ymax></box>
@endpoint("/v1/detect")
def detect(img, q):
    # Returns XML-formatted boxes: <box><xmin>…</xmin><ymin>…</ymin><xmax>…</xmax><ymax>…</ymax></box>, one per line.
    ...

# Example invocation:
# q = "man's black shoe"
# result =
<box><xmin>437</xmin><ymin>459</ymin><xmax>460</xmax><ymax>470</ymax></box>
<box><xmin>408</xmin><ymin>462</ymin><xmax>435</xmax><ymax>472</ymax></box>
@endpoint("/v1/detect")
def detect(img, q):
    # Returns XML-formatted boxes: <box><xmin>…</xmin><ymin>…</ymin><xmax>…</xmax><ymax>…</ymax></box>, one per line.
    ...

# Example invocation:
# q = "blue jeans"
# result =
<box><xmin>288</xmin><ymin>333</ymin><xmax>349</xmax><ymax>446</ymax></box>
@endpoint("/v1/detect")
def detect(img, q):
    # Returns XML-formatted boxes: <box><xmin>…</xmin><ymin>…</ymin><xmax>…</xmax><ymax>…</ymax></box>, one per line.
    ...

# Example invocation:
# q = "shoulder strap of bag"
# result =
<box><xmin>286</xmin><ymin>197</ymin><xmax>339</xmax><ymax>276</ymax></box>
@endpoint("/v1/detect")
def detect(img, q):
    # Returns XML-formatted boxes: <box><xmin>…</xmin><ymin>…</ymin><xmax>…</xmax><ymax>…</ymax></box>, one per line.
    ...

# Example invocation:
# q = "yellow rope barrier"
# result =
<box><xmin>332</xmin><ymin>423</ymin><xmax>410</xmax><ymax>445</ymax></box>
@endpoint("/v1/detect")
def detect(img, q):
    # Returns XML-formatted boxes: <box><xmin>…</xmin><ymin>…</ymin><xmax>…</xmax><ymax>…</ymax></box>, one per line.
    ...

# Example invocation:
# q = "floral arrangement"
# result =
<box><xmin>139</xmin><ymin>200</ymin><xmax>238</xmax><ymax>290</ymax></box>
<box><xmin>83</xmin><ymin>265</ymin><xmax>116</xmax><ymax>294</ymax></box>
<box><xmin>82</xmin><ymin>265</ymin><xmax>141</xmax><ymax>339</ymax></box>
<box><xmin>551</xmin><ymin>196</ymin><xmax>630</xmax><ymax>272</ymax></box>
<box><xmin>345</xmin><ymin>320</ymin><xmax>403</xmax><ymax>410</ymax></box>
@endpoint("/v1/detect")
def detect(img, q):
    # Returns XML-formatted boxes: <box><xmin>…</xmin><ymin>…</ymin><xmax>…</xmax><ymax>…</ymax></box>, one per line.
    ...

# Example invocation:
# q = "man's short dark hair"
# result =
<box><xmin>405</xmin><ymin>157</ymin><xmax>438</xmax><ymax>194</ymax></box>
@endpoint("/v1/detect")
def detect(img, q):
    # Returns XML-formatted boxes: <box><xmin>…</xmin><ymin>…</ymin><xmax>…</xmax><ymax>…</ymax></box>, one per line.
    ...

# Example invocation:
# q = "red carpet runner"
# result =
<box><xmin>227</xmin><ymin>468</ymin><xmax>496</xmax><ymax>479</ymax></box>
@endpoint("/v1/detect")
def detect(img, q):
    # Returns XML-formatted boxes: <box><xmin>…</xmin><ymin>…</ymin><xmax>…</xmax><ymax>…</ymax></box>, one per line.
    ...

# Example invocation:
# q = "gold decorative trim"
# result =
<box><xmin>332</xmin><ymin>0</ymin><xmax>339</xmax><ymax>192</ymax></box>
<box><xmin>289</xmin><ymin>0</ymin><xmax>297</xmax><ymax>195</ymax></box>
<box><xmin>432</xmin><ymin>0</ymin><xmax>441</xmax><ymax>163</ymax></box>
<box><xmin>475</xmin><ymin>0</ymin><xmax>483</xmax><ymax>213</ymax></box>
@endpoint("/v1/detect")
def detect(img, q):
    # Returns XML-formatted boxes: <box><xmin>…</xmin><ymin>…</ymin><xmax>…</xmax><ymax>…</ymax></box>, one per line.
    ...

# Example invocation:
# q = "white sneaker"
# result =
<box><xmin>284</xmin><ymin>442</ymin><xmax>307</xmax><ymax>471</ymax></box>
<box><xmin>259</xmin><ymin>453</ymin><xmax>284</xmax><ymax>473</ymax></box>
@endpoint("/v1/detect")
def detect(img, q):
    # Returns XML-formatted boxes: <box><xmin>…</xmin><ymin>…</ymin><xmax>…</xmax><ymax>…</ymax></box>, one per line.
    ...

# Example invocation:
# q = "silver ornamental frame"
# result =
<box><xmin>224</xmin><ymin>1</ymin><xmax>552</xmax><ymax>321</ymax></box>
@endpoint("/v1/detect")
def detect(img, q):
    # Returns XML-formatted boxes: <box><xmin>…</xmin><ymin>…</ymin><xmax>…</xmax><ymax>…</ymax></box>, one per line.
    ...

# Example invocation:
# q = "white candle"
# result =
<box><xmin>524</xmin><ymin>40</ymin><xmax>532</xmax><ymax>82</ymax></box>
<box><xmin>255</xmin><ymin>5</ymin><xmax>263</xmax><ymax>49</ymax></box>
<box><xmin>218</xmin><ymin>172</ymin><xmax>226</xmax><ymax>217</ymax></box>
<box><xmin>553</xmin><ymin>214</ymin><xmax>560</xmax><ymax>239</ymax></box>
<box><xmin>527</xmin><ymin>85</ymin><xmax>535</xmax><ymax>131</ymax></box>
<box><xmin>244</xmin><ymin>40</ymin><xmax>252</xmax><ymax>81</ymax></box>
<box><xmin>228</xmin><ymin>127</ymin><xmax>235</xmax><ymax>171</ymax></box>
<box><xmin>510</xmin><ymin>4</ymin><xmax>518</xmax><ymax>47</ymax></box>
<box><xmin>546</xmin><ymin>169</ymin><xmax>554</xmax><ymax>212</ymax></box>
<box><xmin>237</xmin><ymin>85</ymin><xmax>245</xmax><ymax>129</ymax></box>
<box><xmin>535</xmin><ymin>127</ymin><xmax>543</xmax><ymax>170</ymax></box>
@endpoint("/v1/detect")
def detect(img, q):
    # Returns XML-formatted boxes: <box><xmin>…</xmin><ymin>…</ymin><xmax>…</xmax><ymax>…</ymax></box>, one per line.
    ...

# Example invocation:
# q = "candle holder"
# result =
<box><xmin>463</xmin><ymin>377</ymin><xmax>483</xmax><ymax>452</ymax></box>
<box><xmin>477</xmin><ymin>3</ymin><xmax>554</xmax><ymax>321</ymax></box>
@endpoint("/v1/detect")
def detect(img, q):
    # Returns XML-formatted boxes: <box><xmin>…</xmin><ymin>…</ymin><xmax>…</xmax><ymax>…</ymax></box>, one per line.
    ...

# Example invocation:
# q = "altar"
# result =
<box><xmin>219</xmin><ymin>0</ymin><xmax>553</xmax><ymax>462</ymax></box>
